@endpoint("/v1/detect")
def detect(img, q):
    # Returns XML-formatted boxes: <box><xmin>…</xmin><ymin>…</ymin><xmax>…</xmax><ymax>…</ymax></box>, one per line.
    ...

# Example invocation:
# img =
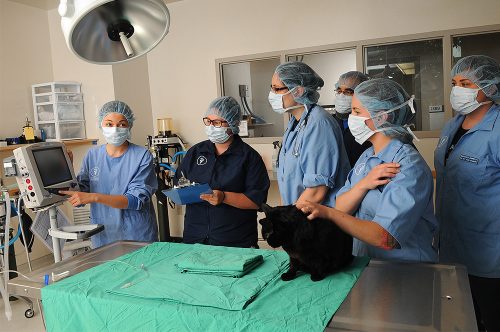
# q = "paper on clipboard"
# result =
<box><xmin>162</xmin><ymin>183</ymin><xmax>212</xmax><ymax>205</ymax></box>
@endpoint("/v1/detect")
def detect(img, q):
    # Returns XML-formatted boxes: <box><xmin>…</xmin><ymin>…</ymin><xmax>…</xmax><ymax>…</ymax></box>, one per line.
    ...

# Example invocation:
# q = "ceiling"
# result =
<box><xmin>7</xmin><ymin>0</ymin><xmax>182</xmax><ymax>10</ymax></box>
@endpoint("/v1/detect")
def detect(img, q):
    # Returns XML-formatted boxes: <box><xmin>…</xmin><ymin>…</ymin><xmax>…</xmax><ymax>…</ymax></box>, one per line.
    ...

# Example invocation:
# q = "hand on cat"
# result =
<box><xmin>357</xmin><ymin>162</ymin><xmax>400</xmax><ymax>190</ymax></box>
<box><xmin>296</xmin><ymin>200</ymin><xmax>331</xmax><ymax>220</ymax></box>
<box><xmin>200</xmin><ymin>190</ymin><xmax>225</xmax><ymax>206</ymax></box>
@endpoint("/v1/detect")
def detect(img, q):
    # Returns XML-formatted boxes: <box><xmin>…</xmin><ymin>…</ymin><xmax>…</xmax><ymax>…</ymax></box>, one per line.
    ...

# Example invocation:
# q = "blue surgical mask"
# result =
<box><xmin>268</xmin><ymin>89</ymin><xmax>303</xmax><ymax>114</ymax></box>
<box><xmin>205</xmin><ymin>125</ymin><xmax>231</xmax><ymax>144</ymax></box>
<box><xmin>335</xmin><ymin>94</ymin><xmax>352</xmax><ymax>114</ymax></box>
<box><xmin>102</xmin><ymin>127</ymin><xmax>130</xmax><ymax>146</ymax></box>
<box><xmin>450</xmin><ymin>86</ymin><xmax>492</xmax><ymax>115</ymax></box>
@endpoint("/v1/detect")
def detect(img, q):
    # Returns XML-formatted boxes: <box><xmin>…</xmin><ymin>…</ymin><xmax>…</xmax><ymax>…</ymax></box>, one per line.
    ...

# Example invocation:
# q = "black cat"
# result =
<box><xmin>260</xmin><ymin>204</ymin><xmax>353</xmax><ymax>282</ymax></box>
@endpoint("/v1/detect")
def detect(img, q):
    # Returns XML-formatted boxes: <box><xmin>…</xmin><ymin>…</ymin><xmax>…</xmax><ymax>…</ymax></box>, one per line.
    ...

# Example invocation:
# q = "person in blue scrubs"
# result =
<box><xmin>268</xmin><ymin>62</ymin><xmax>350</xmax><ymax>206</ymax></box>
<box><xmin>61</xmin><ymin>101</ymin><xmax>158</xmax><ymax>248</ymax></box>
<box><xmin>334</xmin><ymin>71</ymin><xmax>372</xmax><ymax>167</ymax></box>
<box><xmin>434</xmin><ymin>55</ymin><xmax>500</xmax><ymax>332</ymax></box>
<box><xmin>298</xmin><ymin>79</ymin><xmax>438</xmax><ymax>263</ymax></box>
<box><xmin>175</xmin><ymin>96</ymin><xmax>270</xmax><ymax>248</ymax></box>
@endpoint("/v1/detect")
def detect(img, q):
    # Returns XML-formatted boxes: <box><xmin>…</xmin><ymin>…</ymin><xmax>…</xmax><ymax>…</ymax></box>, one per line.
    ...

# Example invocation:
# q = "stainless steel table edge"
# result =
<box><xmin>326</xmin><ymin>259</ymin><xmax>477</xmax><ymax>332</ymax></box>
<box><xmin>8</xmin><ymin>241</ymin><xmax>149</xmax><ymax>300</ymax></box>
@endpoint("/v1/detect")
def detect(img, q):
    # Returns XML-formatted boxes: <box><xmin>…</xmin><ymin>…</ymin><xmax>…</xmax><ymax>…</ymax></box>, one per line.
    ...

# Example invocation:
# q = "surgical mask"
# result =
<box><xmin>348</xmin><ymin>96</ymin><xmax>419</xmax><ymax>144</ymax></box>
<box><xmin>102</xmin><ymin>126</ymin><xmax>130</xmax><ymax>146</ymax></box>
<box><xmin>335</xmin><ymin>94</ymin><xmax>352</xmax><ymax>114</ymax></box>
<box><xmin>450</xmin><ymin>86</ymin><xmax>492</xmax><ymax>115</ymax></box>
<box><xmin>268</xmin><ymin>89</ymin><xmax>303</xmax><ymax>114</ymax></box>
<box><xmin>348</xmin><ymin>115</ymin><xmax>375</xmax><ymax>144</ymax></box>
<box><xmin>205</xmin><ymin>125</ymin><xmax>231</xmax><ymax>144</ymax></box>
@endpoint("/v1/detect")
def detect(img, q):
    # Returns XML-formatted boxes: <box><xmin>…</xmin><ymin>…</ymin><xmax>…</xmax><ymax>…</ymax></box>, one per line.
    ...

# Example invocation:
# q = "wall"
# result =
<box><xmin>112</xmin><ymin>56</ymin><xmax>154</xmax><ymax>145</ymax></box>
<box><xmin>47</xmin><ymin>8</ymin><xmax>115</xmax><ymax>143</ymax></box>
<box><xmin>0</xmin><ymin>0</ymin><xmax>54</xmax><ymax>139</ymax></box>
<box><xmin>147</xmin><ymin>0</ymin><xmax>500</xmax><ymax>146</ymax></box>
<box><xmin>0</xmin><ymin>4</ymin><xmax>115</xmax><ymax>265</ymax></box>
<box><xmin>0</xmin><ymin>0</ymin><xmax>57</xmax><ymax>264</ymax></box>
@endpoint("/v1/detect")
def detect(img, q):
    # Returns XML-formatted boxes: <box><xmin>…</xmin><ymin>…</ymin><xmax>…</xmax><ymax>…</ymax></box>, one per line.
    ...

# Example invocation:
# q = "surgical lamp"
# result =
<box><xmin>59</xmin><ymin>0</ymin><xmax>170</xmax><ymax>64</ymax></box>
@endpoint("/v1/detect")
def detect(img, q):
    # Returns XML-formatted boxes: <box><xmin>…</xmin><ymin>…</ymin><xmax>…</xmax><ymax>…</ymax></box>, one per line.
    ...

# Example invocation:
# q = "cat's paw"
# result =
<box><xmin>310</xmin><ymin>274</ymin><xmax>325</xmax><ymax>282</ymax></box>
<box><xmin>281</xmin><ymin>271</ymin><xmax>297</xmax><ymax>281</ymax></box>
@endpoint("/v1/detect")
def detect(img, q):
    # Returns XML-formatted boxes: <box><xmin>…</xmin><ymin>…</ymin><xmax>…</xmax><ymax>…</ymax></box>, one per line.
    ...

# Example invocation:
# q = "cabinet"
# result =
<box><xmin>32</xmin><ymin>82</ymin><xmax>86</xmax><ymax>141</ymax></box>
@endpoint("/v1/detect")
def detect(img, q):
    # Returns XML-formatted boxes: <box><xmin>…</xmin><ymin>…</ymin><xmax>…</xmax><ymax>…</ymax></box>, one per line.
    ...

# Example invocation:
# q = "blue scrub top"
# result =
<box><xmin>337</xmin><ymin>139</ymin><xmax>438</xmax><ymax>262</ymax></box>
<box><xmin>175</xmin><ymin>135</ymin><xmax>270</xmax><ymax>248</ymax></box>
<box><xmin>78</xmin><ymin>143</ymin><xmax>158</xmax><ymax>248</ymax></box>
<box><xmin>435</xmin><ymin>104</ymin><xmax>500</xmax><ymax>278</ymax></box>
<box><xmin>278</xmin><ymin>104</ymin><xmax>350</xmax><ymax>206</ymax></box>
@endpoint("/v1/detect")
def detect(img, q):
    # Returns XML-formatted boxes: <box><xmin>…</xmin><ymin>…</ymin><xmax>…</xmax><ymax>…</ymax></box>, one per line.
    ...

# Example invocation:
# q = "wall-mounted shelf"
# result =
<box><xmin>0</xmin><ymin>139</ymin><xmax>98</xmax><ymax>152</ymax></box>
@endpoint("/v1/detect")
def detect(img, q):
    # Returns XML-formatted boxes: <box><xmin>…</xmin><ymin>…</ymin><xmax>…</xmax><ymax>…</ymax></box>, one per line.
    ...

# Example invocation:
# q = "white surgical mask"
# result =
<box><xmin>205</xmin><ymin>125</ymin><xmax>231</xmax><ymax>144</ymax></box>
<box><xmin>348</xmin><ymin>96</ymin><xmax>419</xmax><ymax>144</ymax></box>
<box><xmin>102</xmin><ymin>126</ymin><xmax>130</xmax><ymax>146</ymax></box>
<box><xmin>450</xmin><ymin>86</ymin><xmax>492</xmax><ymax>115</ymax></box>
<box><xmin>268</xmin><ymin>89</ymin><xmax>303</xmax><ymax>114</ymax></box>
<box><xmin>335</xmin><ymin>94</ymin><xmax>352</xmax><ymax>114</ymax></box>
<box><xmin>348</xmin><ymin>115</ymin><xmax>375</xmax><ymax>144</ymax></box>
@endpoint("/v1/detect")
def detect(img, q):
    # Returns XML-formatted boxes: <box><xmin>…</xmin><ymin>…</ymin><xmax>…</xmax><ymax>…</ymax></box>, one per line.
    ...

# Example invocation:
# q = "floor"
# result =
<box><xmin>1</xmin><ymin>255</ymin><xmax>53</xmax><ymax>332</ymax></box>
<box><xmin>0</xmin><ymin>297</ymin><xmax>45</xmax><ymax>331</ymax></box>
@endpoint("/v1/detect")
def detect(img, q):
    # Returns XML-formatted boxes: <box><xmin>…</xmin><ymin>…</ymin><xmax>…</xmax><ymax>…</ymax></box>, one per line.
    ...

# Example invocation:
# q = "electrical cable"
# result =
<box><xmin>17</xmin><ymin>196</ymin><xmax>32</xmax><ymax>272</ymax></box>
<box><xmin>159</xmin><ymin>163</ymin><xmax>176</xmax><ymax>173</ymax></box>
<box><xmin>172</xmin><ymin>151</ymin><xmax>186</xmax><ymax>163</ymax></box>
<box><xmin>0</xmin><ymin>270</ymin><xmax>39</xmax><ymax>283</ymax></box>
<box><xmin>0</xmin><ymin>224</ymin><xmax>21</xmax><ymax>250</ymax></box>
<box><xmin>1</xmin><ymin>190</ymin><xmax>12</xmax><ymax>320</ymax></box>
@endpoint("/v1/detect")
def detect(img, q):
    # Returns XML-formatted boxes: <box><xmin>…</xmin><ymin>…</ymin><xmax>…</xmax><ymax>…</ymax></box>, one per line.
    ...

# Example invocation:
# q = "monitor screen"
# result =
<box><xmin>32</xmin><ymin>147</ymin><xmax>73</xmax><ymax>187</ymax></box>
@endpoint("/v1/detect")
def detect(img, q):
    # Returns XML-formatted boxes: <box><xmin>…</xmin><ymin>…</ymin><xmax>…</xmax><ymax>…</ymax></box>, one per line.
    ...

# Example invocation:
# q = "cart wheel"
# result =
<box><xmin>24</xmin><ymin>309</ymin><xmax>35</xmax><ymax>318</ymax></box>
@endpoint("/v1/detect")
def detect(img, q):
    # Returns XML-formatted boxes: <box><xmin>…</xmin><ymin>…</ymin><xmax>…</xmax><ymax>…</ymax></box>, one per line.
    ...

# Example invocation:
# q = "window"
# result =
<box><xmin>364</xmin><ymin>39</ymin><xmax>444</xmax><ymax>131</ymax></box>
<box><xmin>216</xmin><ymin>24</ymin><xmax>500</xmax><ymax>141</ymax></box>
<box><xmin>286</xmin><ymin>49</ymin><xmax>357</xmax><ymax>112</ymax></box>
<box><xmin>221</xmin><ymin>58</ymin><xmax>283</xmax><ymax>138</ymax></box>
<box><xmin>452</xmin><ymin>31</ymin><xmax>500</xmax><ymax>65</ymax></box>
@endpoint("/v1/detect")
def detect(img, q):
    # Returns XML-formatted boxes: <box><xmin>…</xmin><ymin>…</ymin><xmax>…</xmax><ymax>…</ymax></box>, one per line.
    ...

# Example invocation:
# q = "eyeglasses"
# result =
<box><xmin>203</xmin><ymin>117</ymin><xmax>228</xmax><ymax>128</ymax></box>
<box><xmin>270</xmin><ymin>85</ymin><xmax>289</xmax><ymax>93</ymax></box>
<box><xmin>335</xmin><ymin>88</ymin><xmax>354</xmax><ymax>96</ymax></box>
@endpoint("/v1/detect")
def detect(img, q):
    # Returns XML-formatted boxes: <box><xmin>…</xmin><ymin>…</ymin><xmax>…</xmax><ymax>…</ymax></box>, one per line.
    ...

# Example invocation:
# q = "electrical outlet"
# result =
<box><xmin>239</xmin><ymin>84</ymin><xmax>249</xmax><ymax>98</ymax></box>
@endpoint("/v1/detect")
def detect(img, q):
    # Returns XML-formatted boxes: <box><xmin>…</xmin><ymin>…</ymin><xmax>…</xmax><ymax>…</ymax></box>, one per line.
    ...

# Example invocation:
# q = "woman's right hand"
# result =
<box><xmin>296</xmin><ymin>200</ymin><xmax>332</xmax><ymax>220</ymax></box>
<box><xmin>59</xmin><ymin>190</ymin><xmax>96</xmax><ymax>206</ymax></box>
<box><xmin>357</xmin><ymin>162</ymin><xmax>400</xmax><ymax>190</ymax></box>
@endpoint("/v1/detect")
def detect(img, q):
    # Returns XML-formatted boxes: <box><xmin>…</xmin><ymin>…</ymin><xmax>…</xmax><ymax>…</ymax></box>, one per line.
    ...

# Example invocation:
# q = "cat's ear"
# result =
<box><xmin>260</xmin><ymin>203</ymin><xmax>272</xmax><ymax>214</ymax></box>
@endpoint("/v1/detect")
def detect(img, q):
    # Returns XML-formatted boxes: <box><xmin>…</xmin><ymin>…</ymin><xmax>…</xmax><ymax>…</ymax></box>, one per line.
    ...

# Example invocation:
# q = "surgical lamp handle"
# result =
<box><xmin>119</xmin><ymin>32</ymin><xmax>134</xmax><ymax>57</ymax></box>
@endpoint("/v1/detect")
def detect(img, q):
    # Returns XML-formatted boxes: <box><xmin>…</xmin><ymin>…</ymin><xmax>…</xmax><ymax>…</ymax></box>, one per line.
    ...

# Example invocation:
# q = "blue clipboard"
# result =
<box><xmin>162</xmin><ymin>184</ymin><xmax>213</xmax><ymax>205</ymax></box>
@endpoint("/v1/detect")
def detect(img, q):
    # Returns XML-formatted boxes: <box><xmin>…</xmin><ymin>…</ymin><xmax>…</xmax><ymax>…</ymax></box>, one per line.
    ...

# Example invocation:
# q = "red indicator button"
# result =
<box><xmin>28</xmin><ymin>185</ymin><xmax>33</xmax><ymax>191</ymax></box>
<box><xmin>26</xmin><ymin>179</ymin><xmax>31</xmax><ymax>184</ymax></box>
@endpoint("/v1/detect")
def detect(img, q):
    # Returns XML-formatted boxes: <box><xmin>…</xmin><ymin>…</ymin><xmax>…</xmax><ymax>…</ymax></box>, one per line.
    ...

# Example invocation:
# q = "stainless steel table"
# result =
<box><xmin>9</xmin><ymin>242</ymin><xmax>477</xmax><ymax>331</ymax></box>
<box><xmin>8</xmin><ymin>241</ymin><xmax>147</xmax><ymax>300</ymax></box>
<box><xmin>327</xmin><ymin>260</ymin><xmax>477</xmax><ymax>331</ymax></box>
